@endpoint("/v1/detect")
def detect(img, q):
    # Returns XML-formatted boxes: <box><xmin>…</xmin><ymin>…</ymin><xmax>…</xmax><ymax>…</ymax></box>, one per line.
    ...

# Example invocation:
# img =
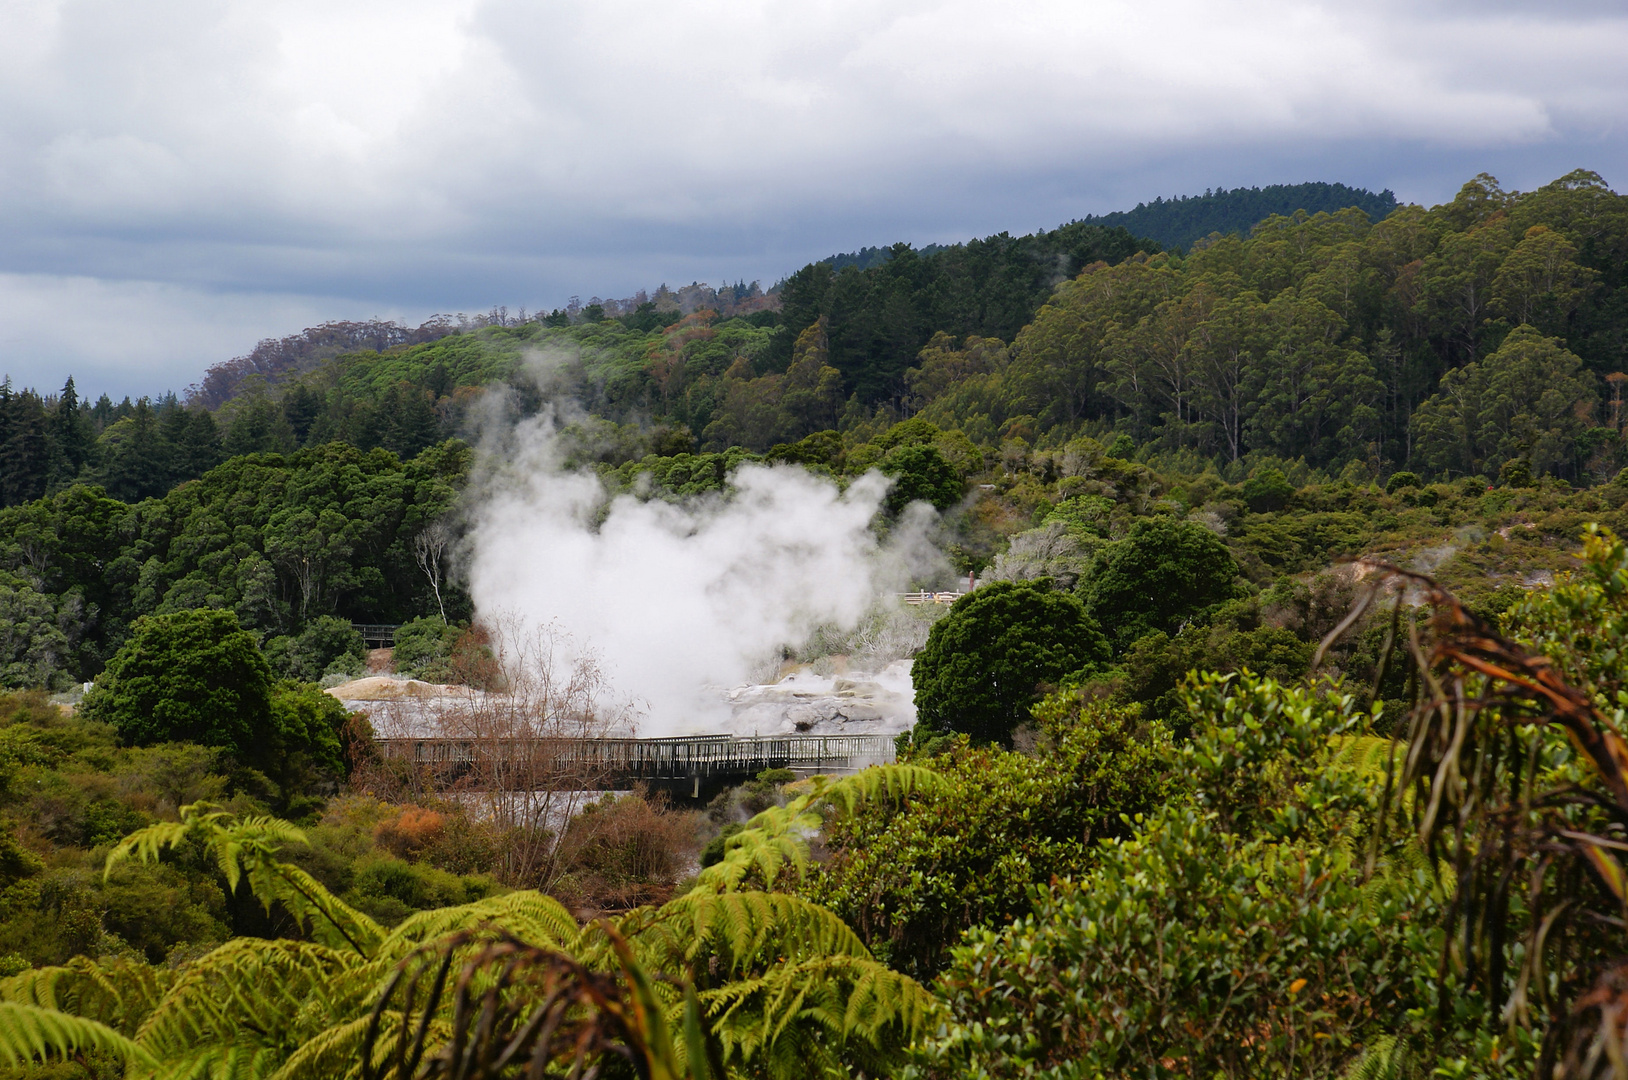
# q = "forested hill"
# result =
<box><xmin>1078</xmin><ymin>181</ymin><xmax>1398</xmax><ymax>251</ymax></box>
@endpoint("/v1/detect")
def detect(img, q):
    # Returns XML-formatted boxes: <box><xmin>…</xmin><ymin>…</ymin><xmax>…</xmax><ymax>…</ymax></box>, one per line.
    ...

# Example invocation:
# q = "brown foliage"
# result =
<box><xmin>552</xmin><ymin>792</ymin><xmax>700</xmax><ymax>913</ymax></box>
<box><xmin>374</xmin><ymin>806</ymin><xmax>447</xmax><ymax>860</ymax></box>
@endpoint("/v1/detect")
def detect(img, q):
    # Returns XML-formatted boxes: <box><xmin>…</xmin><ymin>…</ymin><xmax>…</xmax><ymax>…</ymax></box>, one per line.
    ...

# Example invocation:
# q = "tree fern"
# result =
<box><xmin>9</xmin><ymin>765</ymin><xmax>940</xmax><ymax>1079</ymax></box>
<box><xmin>701</xmin><ymin>955</ymin><xmax>937</xmax><ymax>1078</ymax></box>
<box><xmin>1</xmin><ymin>954</ymin><xmax>171</xmax><ymax>1034</ymax></box>
<box><xmin>0</xmin><ymin>1000</ymin><xmax>153</xmax><ymax>1069</ymax></box>
<box><xmin>697</xmin><ymin>764</ymin><xmax>948</xmax><ymax>892</ymax></box>
<box><xmin>108</xmin><ymin>801</ymin><xmax>385</xmax><ymax>957</ymax></box>
<box><xmin>629</xmin><ymin>891</ymin><xmax>872</xmax><ymax>973</ymax></box>
<box><xmin>135</xmin><ymin>938</ymin><xmax>357</xmax><ymax>1065</ymax></box>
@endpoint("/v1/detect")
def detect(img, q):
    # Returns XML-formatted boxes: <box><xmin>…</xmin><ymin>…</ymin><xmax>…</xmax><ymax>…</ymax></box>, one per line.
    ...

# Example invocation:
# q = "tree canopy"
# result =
<box><xmin>82</xmin><ymin>608</ymin><xmax>275</xmax><ymax>756</ymax></box>
<box><xmin>913</xmin><ymin>580</ymin><xmax>1111</xmax><ymax>745</ymax></box>
<box><xmin>1082</xmin><ymin>517</ymin><xmax>1243</xmax><ymax>649</ymax></box>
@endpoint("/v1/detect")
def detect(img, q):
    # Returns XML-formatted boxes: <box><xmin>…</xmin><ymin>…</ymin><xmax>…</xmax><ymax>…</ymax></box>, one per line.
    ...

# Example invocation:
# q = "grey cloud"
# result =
<box><xmin>0</xmin><ymin>0</ymin><xmax>1624</xmax><ymax>396</ymax></box>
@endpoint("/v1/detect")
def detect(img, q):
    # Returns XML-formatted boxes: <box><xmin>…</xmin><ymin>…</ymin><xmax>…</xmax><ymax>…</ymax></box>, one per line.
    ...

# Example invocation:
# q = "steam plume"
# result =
<box><xmin>463</xmin><ymin>387</ymin><xmax>943</xmax><ymax>736</ymax></box>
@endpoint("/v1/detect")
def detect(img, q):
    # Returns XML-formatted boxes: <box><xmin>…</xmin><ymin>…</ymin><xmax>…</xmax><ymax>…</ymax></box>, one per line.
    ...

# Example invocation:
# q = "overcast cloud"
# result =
<box><xmin>1</xmin><ymin>0</ymin><xmax>1624</xmax><ymax>397</ymax></box>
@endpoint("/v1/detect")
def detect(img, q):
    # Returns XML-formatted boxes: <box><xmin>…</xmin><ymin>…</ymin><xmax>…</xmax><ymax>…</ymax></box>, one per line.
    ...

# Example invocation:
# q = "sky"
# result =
<box><xmin>1</xmin><ymin>0</ymin><xmax>1625</xmax><ymax>399</ymax></box>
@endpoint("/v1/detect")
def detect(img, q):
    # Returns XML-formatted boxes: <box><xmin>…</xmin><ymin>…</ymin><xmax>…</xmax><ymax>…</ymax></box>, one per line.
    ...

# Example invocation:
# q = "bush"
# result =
<box><xmin>929</xmin><ymin>674</ymin><xmax>1442</xmax><ymax>1079</ymax></box>
<box><xmin>913</xmin><ymin>580</ymin><xmax>1111</xmax><ymax>745</ymax></box>
<box><xmin>881</xmin><ymin>443</ymin><xmax>963</xmax><ymax>513</ymax></box>
<box><xmin>555</xmin><ymin>793</ymin><xmax>699</xmax><ymax>909</ymax></box>
<box><xmin>266</xmin><ymin>680</ymin><xmax>351</xmax><ymax>787</ymax></box>
<box><xmin>262</xmin><ymin>616</ymin><xmax>365</xmax><ymax>681</ymax></box>
<box><xmin>1081</xmin><ymin>516</ymin><xmax>1242</xmax><ymax>650</ymax></box>
<box><xmin>392</xmin><ymin>616</ymin><xmax>463</xmax><ymax>681</ymax></box>
<box><xmin>1241</xmin><ymin>467</ymin><xmax>1294</xmax><ymax>512</ymax></box>
<box><xmin>82</xmin><ymin>609</ymin><xmax>274</xmax><ymax>760</ymax></box>
<box><xmin>806</xmin><ymin>697</ymin><xmax>1171</xmax><ymax>977</ymax></box>
<box><xmin>1384</xmin><ymin>470</ymin><xmax>1422</xmax><ymax>493</ymax></box>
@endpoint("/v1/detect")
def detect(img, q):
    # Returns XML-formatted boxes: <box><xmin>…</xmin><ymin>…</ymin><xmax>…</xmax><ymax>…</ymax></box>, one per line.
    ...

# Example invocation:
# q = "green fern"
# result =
<box><xmin>0</xmin><ymin>1000</ymin><xmax>154</xmax><ymax>1069</ymax></box>
<box><xmin>1</xmin><ymin>954</ymin><xmax>171</xmax><ymax>1034</ymax></box>
<box><xmin>8</xmin><ymin>765</ymin><xmax>940</xmax><ymax>1080</ymax></box>
<box><xmin>1342</xmin><ymin>1035</ymin><xmax>1409</xmax><ymax>1080</ymax></box>
<box><xmin>108</xmin><ymin>802</ymin><xmax>385</xmax><ymax>957</ymax></box>
<box><xmin>697</xmin><ymin>764</ymin><xmax>948</xmax><ymax>892</ymax></box>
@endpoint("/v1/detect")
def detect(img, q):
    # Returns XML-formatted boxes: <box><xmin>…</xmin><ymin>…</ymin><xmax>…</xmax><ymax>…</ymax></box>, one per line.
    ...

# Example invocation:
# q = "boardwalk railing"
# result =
<box><xmin>897</xmin><ymin>591</ymin><xmax>964</xmax><ymax>605</ymax></box>
<box><xmin>375</xmin><ymin>732</ymin><xmax>897</xmax><ymax>793</ymax></box>
<box><xmin>352</xmin><ymin>624</ymin><xmax>403</xmax><ymax>649</ymax></box>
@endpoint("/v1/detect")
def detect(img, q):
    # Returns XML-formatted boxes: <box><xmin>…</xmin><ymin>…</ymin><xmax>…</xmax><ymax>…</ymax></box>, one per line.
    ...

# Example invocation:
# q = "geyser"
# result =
<box><xmin>463</xmin><ymin>397</ymin><xmax>941</xmax><ymax>736</ymax></box>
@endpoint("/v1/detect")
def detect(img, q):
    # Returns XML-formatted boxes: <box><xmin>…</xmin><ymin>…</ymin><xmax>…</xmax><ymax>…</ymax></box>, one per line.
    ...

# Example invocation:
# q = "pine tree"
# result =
<box><xmin>47</xmin><ymin>377</ymin><xmax>96</xmax><ymax>491</ymax></box>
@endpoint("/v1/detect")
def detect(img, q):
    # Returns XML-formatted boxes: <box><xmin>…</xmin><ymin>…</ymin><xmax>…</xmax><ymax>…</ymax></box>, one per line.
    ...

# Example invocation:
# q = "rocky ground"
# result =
<box><xmin>327</xmin><ymin>661</ymin><xmax>917</xmax><ymax>740</ymax></box>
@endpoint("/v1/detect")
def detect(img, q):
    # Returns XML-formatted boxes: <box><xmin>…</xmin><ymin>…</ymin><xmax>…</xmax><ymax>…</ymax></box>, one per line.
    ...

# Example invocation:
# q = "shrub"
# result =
<box><xmin>1241</xmin><ymin>467</ymin><xmax>1294</xmax><ymax>512</ymax></box>
<box><xmin>81</xmin><ymin>609</ymin><xmax>274</xmax><ymax>760</ymax></box>
<box><xmin>1081</xmin><ymin>516</ymin><xmax>1243</xmax><ymax>650</ymax></box>
<box><xmin>913</xmin><ymin>580</ymin><xmax>1111</xmax><ymax>745</ymax></box>
<box><xmin>881</xmin><ymin>442</ymin><xmax>963</xmax><ymax>513</ymax></box>
<box><xmin>392</xmin><ymin>616</ymin><xmax>463</xmax><ymax>681</ymax></box>
<box><xmin>806</xmin><ymin>696</ymin><xmax>1171</xmax><ymax>977</ymax></box>
<box><xmin>262</xmin><ymin>616</ymin><xmax>365</xmax><ymax>681</ymax></box>
<box><xmin>266</xmin><ymin>680</ymin><xmax>351</xmax><ymax>783</ymax></box>
<box><xmin>1384</xmin><ymin>470</ymin><xmax>1421</xmax><ymax>493</ymax></box>
<box><xmin>555</xmin><ymin>793</ymin><xmax>699</xmax><ymax>909</ymax></box>
<box><xmin>928</xmin><ymin>674</ymin><xmax>1441</xmax><ymax>1079</ymax></box>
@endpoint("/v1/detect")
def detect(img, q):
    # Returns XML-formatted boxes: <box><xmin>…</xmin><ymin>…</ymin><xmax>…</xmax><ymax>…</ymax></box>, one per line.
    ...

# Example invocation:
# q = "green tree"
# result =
<box><xmin>913</xmin><ymin>580</ymin><xmax>1110</xmax><ymax>745</ymax></box>
<box><xmin>881</xmin><ymin>443</ymin><xmax>962</xmax><ymax>513</ymax></box>
<box><xmin>267</xmin><ymin>680</ymin><xmax>350</xmax><ymax>780</ymax></box>
<box><xmin>1410</xmin><ymin>325</ymin><xmax>1597</xmax><ymax>479</ymax></box>
<box><xmin>1082</xmin><ymin>516</ymin><xmax>1242</xmax><ymax>649</ymax></box>
<box><xmin>81</xmin><ymin>609</ymin><xmax>275</xmax><ymax>757</ymax></box>
<box><xmin>263</xmin><ymin>615</ymin><xmax>365</xmax><ymax>681</ymax></box>
<box><xmin>0</xmin><ymin>569</ymin><xmax>73</xmax><ymax>688</ymax></box>
<box><xmin>1489</xmin><ymin>224</ymin><xmax>1596</xmax><ymax>334</ymax></box>
<box><xmin>807</xmin><ymin>696</ymin><xmax>1170</xmax><ymax>977</ymax></box>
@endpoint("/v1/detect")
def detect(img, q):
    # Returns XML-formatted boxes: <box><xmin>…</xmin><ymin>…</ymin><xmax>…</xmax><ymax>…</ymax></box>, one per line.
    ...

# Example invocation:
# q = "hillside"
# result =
<box><xmin>7</xmin><ymin>170</ymin><xmax>1628</xmax><ymax>1079</ymax></box>
<box><xmin>1077</xmin><ymin>180</ymin><xmax>1398</xmax><ymax>250</ymax></box>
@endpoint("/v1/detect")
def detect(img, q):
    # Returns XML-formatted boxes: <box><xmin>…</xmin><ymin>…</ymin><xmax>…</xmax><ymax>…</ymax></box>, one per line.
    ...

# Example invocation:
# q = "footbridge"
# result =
<box><xmin>374</xmin><ymin>732</ymin><xmax>898</xmax><ymax>798</ymax></box>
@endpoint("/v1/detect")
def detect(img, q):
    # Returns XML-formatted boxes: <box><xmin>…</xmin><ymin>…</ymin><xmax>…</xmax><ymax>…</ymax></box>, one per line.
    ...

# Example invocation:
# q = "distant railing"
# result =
<box><xmin>374</xmin><ymin>732</ymin><xmax>898</xmax><ymax>793</ymax></box>
<box><xmin>352</xmin><ymin>624</ymin><xmax>402</xmax><ymax>649</ymax></box>
<box><xmin>897</xmin><ymin>591</ymin><xmax>964</xmax><ymax>605</ymax></box>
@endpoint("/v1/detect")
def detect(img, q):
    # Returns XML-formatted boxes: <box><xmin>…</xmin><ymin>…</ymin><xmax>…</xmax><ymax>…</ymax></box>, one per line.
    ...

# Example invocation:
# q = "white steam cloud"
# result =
<box><xmin>462</xmin><ymin>390</ymin><xmax>946</xmax><ymax>736</ymax></box>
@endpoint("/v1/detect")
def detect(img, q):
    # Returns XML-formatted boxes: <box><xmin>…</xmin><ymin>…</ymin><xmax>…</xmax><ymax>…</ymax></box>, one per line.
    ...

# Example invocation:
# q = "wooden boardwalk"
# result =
<box><xmin>375</xmin><ymin>732</ymin><xmax>898</xmax><ymax>796</ymax></box>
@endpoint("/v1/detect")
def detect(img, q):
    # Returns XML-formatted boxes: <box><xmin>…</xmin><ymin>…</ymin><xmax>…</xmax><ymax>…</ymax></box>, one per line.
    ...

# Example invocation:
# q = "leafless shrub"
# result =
<box><xmin>363</xmin><ymin>614</ymin><xmax>641</xmax><ymax>893</ymax></box>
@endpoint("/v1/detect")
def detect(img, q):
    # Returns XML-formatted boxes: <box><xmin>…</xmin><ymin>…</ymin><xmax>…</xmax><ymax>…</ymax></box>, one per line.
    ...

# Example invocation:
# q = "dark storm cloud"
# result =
<box><xmin>0</xmin><ymin>0</ymin><xmax>1623</xmax><ymax>396</ymax></box>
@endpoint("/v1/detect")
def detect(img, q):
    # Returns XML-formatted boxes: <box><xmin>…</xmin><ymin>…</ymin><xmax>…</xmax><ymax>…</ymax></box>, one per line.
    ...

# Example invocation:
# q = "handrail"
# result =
<box><xmin>374</xmin><ymin>732</ymin><xmax>898</xmax><ymax>778</ymax></box>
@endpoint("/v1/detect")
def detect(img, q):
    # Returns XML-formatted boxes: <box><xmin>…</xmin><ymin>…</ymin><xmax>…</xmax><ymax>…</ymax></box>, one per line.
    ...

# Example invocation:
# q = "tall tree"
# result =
<box><xmin>1411</xmin><ymin>325</ymin><xmax>1598</xmax><ymax>479</ymax></box>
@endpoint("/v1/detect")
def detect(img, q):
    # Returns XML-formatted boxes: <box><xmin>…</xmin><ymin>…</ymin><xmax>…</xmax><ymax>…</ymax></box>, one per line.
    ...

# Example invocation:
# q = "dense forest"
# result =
<box><xmin>1077</xmin><ymin>180</ymin><xmax>1400</xmax><ymax>251</ymax></box>
<box><xmin>6</xmin><ymin>170</ymin><xmax>1628</xmax><ymax>1077</ymax></box>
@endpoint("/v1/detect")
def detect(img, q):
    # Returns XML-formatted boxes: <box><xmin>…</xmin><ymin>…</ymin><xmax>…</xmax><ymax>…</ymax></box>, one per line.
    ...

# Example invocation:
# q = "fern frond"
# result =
<box><xmin>693</xmin><ymin>764</ymin><xmax>949</xmax><ymax>894</ymax></box>
<box><xmin>694</xmin><ymin>813</ymin><xmax>817</xmax><ymax>893</ymax></box>
<box><xmin>136</xmin><ymin>938</ymin><xmax>355</xmax><ymax>1062</ymax></box>
<box><xmin>1341</xmin><ymin>1034</ymin><xmax>1408</xmax><ymax>1080</ymax></box>
<box><xmin>136</xmin><ymin>1036</ymin><xmax>286</xmax><ymax>1080</ymax></box>
<box><xmin>266</xmin><ymin>1014</ymin><xmax>393</xmax><ymax>1080</ymax></box>
<box><xmin>799</xmin><ymin>764</ymin><xmax>949</xmax><ymax>818</ymax></box>
<box><xmin>701</xmin><ymin>955</ymin><xmax>938</xmax><ymax>1077</ymax></box>
<box><xmin>628</xmin><ymin>891</ymin><xmax>871</xmax><ymax>973</ymax></box>
<box><xmin>378</xmin><ymin>890</ymin><xmax>579</xmax><ymax>957</ymax></box>
<box><xmin>241</xmin><ymin>858</ymin><xmax>384</xmax><ymax>957</ymax></box>
<box><xmin>1328</xmin><ymin>735</ymin><xmax>1397</xmax><ymax>779</ymax></box>
<box><xmin>102</xmin><ymin>804</ymin><xmax>382</xmax><ymax>958</ymax></box>
<box><xmin>0</xmin><ymin>1001</ymin><xmax>154</xmax><ymax>1068</ymax></box>
<box><xmin>0</xmin><ymin>955</ymin><xmax>171</xmax><ymax>1034</ymax></box>
<box><xmin>105</xmin><ymin>819</ymin><xmax>197</xmax><ymax>881</ymax></box>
